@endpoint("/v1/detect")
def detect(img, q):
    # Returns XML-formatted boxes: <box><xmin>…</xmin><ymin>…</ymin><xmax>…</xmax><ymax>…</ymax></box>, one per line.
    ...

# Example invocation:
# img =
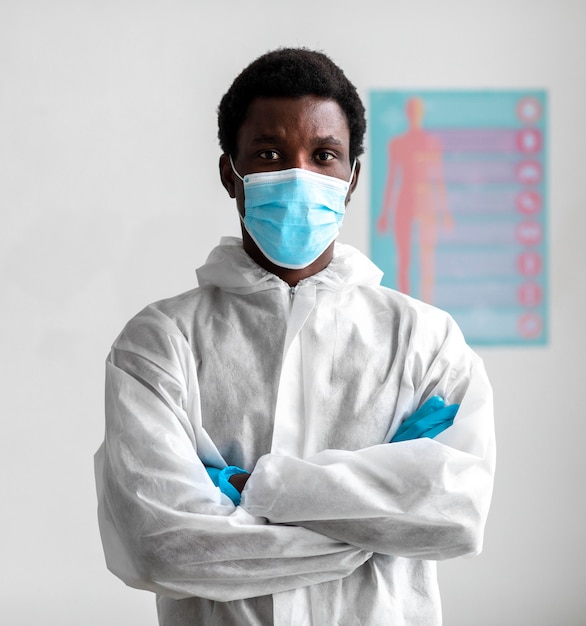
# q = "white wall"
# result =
<box><xmin>2</xmin><ymin>1</ymin><xmax>584</xmax><ymax>624</ymax></box>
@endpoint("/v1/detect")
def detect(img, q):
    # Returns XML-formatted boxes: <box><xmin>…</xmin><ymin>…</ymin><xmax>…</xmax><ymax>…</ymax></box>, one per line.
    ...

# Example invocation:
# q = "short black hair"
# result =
<box><xmin>217</xmin><ymin>47</ymin><xmax>366</xmax><ymax>162</ymax></box>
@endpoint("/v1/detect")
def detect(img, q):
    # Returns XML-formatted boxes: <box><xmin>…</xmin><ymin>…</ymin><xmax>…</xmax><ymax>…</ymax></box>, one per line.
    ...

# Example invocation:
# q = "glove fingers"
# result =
<box><xmin>392</xmin><ymin>402</ymin><xmax>459</xmax><ymax>443</ymax></box>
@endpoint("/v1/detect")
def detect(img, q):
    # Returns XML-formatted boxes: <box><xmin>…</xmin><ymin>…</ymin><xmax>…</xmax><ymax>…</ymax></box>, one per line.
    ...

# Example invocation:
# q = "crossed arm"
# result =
<box><xmin>95</xmin><ymin>311</ymin><xmax>495</xmax><ymax>602</ymax></box>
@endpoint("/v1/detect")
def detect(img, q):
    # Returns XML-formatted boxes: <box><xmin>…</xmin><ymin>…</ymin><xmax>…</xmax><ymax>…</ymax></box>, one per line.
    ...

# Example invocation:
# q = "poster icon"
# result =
<box><xmin>370</xmin><ymin>90</ymin><xmax>548</xmax><ymax>346</ymax></box>
<box><xmin>517</xmin><ymin>96</ymin><xmax>543</xmax><ymax>124</ymax></box>
<box><xmin>516</xmin><ymin>190</ymin><xmax>542</xmax><ymax>215</ymax></box>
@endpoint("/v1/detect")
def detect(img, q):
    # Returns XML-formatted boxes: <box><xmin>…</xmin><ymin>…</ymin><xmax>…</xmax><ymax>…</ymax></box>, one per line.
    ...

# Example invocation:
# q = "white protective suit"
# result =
<box><xmin>95</xmin><ymin>237</ymin><xmax>495</xmax><ymax>626</ymax></box>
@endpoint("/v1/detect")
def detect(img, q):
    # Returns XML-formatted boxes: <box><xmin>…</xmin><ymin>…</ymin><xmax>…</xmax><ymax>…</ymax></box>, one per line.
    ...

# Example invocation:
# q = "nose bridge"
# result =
<box><xmin>289</xmin><ymin>149</ymin><xmax>312</xmax><ymax>171</ymax></box>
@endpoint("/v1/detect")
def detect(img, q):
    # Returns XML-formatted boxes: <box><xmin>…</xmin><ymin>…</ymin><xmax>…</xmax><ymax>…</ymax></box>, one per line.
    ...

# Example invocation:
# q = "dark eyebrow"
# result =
<box><xmin>249</xmin><ymin>134</ymin><xmax>345</xmax><ymax>146</ymax></box>
<box><xmin>250</xmin><ymin>134</ymin><xmax>282</xmax><ymax>145</ymax></box>
<box><xmin>314</xmin><ymin>135</ymin><xmax>344</xmax><ymax>146</ymax></box>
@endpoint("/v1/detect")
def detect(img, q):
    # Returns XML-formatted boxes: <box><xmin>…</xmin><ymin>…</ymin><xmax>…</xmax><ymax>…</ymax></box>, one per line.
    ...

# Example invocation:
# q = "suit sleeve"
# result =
<box><xmin>241</xmin><ymin>316</ymin><xmax>496</xmax><ymax>560</ymax></box>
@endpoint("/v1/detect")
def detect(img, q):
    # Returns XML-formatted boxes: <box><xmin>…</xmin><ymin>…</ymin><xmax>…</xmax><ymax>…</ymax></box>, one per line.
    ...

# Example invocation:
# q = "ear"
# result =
<box><xmin>345</xmin><ymin>159</ymin><xmax>361</xmax><ymax>204</ymax></box>
<box><xmin>219</xmin><ymin>153</ymin><xmax>236</xmax><ymax>198</ymax></box>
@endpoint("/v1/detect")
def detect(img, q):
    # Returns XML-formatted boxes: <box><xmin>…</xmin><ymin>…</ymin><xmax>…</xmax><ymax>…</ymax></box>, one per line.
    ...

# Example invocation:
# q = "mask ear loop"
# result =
<box><xmin>229</xmin><ymin>155</ymin><xmax>244</xmax><ymax>182</ymax></box>
<box><xmin>230</xmin><ymin>155</ymin><xmax>248</xmax><ymax>227</ymax></box>
<box><xmin>342</xmin><ymin>159</ymin><xmax>358</xmax><ymax>204</ymax></box>
<box><xmin>348</xmin><ymin>159</ymin><xmax>357</xmax><ymax>186</ymax></box>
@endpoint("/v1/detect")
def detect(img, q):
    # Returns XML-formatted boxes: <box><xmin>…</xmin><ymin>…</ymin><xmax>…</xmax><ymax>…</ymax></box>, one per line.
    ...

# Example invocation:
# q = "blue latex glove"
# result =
<box><xmin>205</xmin><ymin>465</ymin><xmax>248</xmax><ymax>505</ymax></box>
<box><xmin>391</xmin><ymin>396</ymin><xmax>459</xmax><ymax>443</ymax></box>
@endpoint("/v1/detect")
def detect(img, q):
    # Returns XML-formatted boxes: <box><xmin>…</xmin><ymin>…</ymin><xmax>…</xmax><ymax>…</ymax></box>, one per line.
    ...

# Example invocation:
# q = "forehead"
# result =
<box><xmin>237</xmin><ymin>96</ymin><xmax>350</xmax><ymax>149</ymax></box>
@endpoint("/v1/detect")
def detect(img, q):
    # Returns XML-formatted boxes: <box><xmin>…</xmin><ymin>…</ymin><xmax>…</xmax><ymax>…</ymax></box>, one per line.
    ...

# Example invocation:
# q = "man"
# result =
<box><xmin>95</xmin><ymin>48</ymin><xmax>495</xmax><ymax>625</ymax></box>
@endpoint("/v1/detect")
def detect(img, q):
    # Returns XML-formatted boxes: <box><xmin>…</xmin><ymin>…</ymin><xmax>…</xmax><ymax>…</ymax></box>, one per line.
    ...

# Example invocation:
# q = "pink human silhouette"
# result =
<box><xmin>377</xmin><ymin>97</ymin><xmax>452</xmax><ymax>303</ymax></box>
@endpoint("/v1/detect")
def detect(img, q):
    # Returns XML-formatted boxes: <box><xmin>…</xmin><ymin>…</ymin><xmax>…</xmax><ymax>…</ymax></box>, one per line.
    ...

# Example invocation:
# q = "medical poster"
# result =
<box><xmin>369</xmin><ymin>90</ymin><xmax>548</xmax><ymax>346</ymax></box>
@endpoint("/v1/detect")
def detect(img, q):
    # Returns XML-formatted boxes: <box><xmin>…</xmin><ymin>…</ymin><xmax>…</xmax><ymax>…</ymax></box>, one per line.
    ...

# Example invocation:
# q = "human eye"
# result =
<box><xmin>259</xmin><ymin>150</ymin><xmax>280</xmax><ymax>161</ymax></box>
<box><xmin>315</xmin><ymin>151</ymin><xmax>335</xmax><ymax>162</ymax></box>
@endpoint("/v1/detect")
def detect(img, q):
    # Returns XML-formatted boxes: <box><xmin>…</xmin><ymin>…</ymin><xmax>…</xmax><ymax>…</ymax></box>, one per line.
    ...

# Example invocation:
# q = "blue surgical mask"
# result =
<box><xmin>231</xmin><ymin>157</ymin><xmax>356</xmax><ymax>270</ymax></box>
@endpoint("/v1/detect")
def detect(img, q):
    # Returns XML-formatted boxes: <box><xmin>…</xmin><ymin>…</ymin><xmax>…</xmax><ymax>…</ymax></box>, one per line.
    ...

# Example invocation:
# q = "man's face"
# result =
<box><xmin>220</xmin><ymin>95</ymin><xmax>358</xmax><ymax>217</ymax></box>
